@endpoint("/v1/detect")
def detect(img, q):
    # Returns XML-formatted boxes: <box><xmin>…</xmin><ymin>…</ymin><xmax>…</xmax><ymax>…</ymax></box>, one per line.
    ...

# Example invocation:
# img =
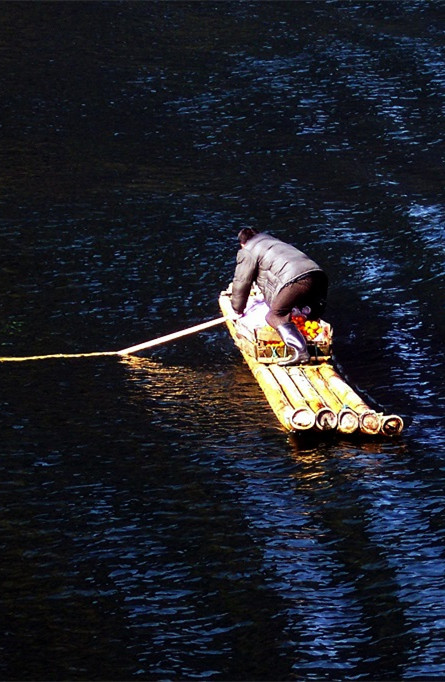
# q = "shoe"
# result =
<box><xmin>277</xmin><ymin>322</ymin><xmax>310</xmax><ymax>366</ymax></box>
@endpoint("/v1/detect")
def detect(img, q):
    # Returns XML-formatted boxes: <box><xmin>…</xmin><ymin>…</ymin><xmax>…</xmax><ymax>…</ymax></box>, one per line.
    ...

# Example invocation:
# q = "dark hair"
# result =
<box><xmin>237</xmin><ymin>227</ymin><xmax>258</xmax><ymax>244</ymax></box>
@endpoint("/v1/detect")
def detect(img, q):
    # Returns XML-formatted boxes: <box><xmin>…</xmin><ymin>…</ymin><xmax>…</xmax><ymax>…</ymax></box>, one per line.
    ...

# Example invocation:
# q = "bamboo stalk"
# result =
<box><xmin>287</xmin><ymin>366</ymin><xmax>325</xmax><ymax>413</ymax></box>
<box><xmin>303</xmin><ymin>366</ymin><xmax>343</xmax><ymax>411</ymax></box>
<box><xmin>242</xmin><ymin>351</ymin><xmax>314</xmax><ymax>431</ymax></box>
<box><xmin>117</xmin><ymin>316</ymin><xmax>228</xmax><ymax>355</ymax></box>
<box><xmin>287</xmin><ymin>367</ymin><xmax>337</xmax><ymax>431</ymax></box>
<box><xmin>317</xmin><ymin>364</ymin><xmax>381</xmax><ymax>435</ymax></box>
<box><xmin>302</xmin><ymin>366</ymin><xmax>359</xmax><ymax>434</ymax></box>
<box><xmin>269</xmin><ymin>365</ymin><xmax>316</xmax><ymax>430</ymax></box>
<box><xmin>269</xmin><ymin>365</ymin><xmax>311</xmax><ymax>410</ymax></box>
<box><xmin>317</xmin><ymin>364</ymin><xmax>368</xmax><ymax>410</ymax></box>
<box><xmin>0</xmin><ymin>316</ymin><xmax>229</xmax><ymax>363</ymax></box>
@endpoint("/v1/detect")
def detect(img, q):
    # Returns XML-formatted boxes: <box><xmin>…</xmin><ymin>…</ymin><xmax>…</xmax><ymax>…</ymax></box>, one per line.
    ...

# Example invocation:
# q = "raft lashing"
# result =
<box><xmin>219</xmin><ymin>286</ymin><xmax>403</xmax><ymax>437</ymax></box>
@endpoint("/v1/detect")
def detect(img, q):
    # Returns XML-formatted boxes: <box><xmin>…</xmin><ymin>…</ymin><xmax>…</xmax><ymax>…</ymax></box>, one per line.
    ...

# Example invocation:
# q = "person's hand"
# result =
<box><xmin>228</xmin><ymin>306</ymin><xmax>242</xmax><ymax>321</ymax></box>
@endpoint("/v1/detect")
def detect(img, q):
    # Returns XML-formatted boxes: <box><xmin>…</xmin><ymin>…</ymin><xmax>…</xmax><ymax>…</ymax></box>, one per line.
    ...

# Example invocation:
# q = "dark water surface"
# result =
<box><xmin>1</xmin><ymin>2</ymin><xmax>444</xmax><ymax>680</ymax></box>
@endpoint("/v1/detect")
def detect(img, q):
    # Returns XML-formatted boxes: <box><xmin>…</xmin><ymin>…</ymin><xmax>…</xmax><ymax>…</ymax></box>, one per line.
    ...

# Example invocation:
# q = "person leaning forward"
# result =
<box><xmin>230</xmin><ymin>228</ymin><xmax>328</xmax><ymax>366</ymax></box>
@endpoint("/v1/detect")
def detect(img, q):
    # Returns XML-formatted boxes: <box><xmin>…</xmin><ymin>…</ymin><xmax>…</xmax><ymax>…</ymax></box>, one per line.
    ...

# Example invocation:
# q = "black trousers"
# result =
<box><xmin>265</xmin><ymin>271</ymin><xmax>328</xmax><ymax>330</ymax></box>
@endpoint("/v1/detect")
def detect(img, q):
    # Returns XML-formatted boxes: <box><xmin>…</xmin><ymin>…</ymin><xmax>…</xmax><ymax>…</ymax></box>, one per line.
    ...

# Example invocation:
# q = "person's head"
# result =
<box><xmin>237</xmin><ymin>227</ymin><xmax>258</xmax><ymax>245</ymax></box>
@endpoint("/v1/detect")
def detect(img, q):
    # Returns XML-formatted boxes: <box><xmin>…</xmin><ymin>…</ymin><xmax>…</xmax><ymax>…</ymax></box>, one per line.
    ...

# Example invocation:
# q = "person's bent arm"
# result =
<box><xmin>231</xmin><ymin>249</ymin><xmax>257</xmax><ymax>314</ymax></box>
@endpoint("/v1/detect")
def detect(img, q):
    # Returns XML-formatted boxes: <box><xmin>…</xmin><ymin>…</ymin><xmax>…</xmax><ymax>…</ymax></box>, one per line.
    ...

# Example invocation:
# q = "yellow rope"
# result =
<box><xmin>0</xmin><ymin>351</ymin><xmax>118</xmax><ymax>362</ymax></box>
<box><xmin>0</xmin><ymin>316</ymin><xmax>229</xmax><ymax>363</ymax></box>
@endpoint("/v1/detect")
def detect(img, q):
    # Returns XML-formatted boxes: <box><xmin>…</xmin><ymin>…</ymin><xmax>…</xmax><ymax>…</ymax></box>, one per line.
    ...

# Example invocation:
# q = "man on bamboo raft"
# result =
<box><xmin>230</xmin><ymin>228</ymin><xmax>328</xmax><ymax>366</ymax></box>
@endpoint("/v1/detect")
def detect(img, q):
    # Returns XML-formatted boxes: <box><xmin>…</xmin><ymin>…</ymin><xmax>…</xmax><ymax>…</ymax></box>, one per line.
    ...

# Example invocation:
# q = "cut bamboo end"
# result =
<box><xmin>380</xmin><ymin>414</ymin><xmax>404</xmax><ymax>437</ymax></box>
<box><xmin>358</xmin><ymin>410</ymin><xmax>382</xmax><ymax>435</ymax></box>
<box><xmin>337</xmin><ymin>408</ymin><xmax>360</xmax><ymax>434</ymax></box>
<box><xmin>315</xmin><ymin>407</ymin><xmax>337</xmax><ymax>431</ymax></box>
<box><xmin>290</xmin><ymin>407</ymin><xmax>316</xmax><ymax>431</ymax></box>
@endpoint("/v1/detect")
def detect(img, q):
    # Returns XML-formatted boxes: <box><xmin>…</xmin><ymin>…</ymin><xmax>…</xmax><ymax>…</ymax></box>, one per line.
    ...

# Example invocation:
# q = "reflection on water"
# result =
<box><xmin>121</xmin><ymin>355</ymin><xmax>276</xmax><ymax>437</ymax></box>
<box><xmin>1</xmin><ymin>1</ymin><xmax>444</xmax><ymax>680</ymax></box>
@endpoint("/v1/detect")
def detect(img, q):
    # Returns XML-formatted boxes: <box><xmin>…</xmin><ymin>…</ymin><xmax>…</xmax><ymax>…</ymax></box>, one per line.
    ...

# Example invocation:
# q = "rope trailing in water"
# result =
<box><xmin>0</xmin><ymin>351</ymin><xmax>119</xmax><ymax>362</ymax></box>
<box><xmin>0</xmin><ymin>316</ymin><xmax>229</xmax><ymax>363</ymax></box>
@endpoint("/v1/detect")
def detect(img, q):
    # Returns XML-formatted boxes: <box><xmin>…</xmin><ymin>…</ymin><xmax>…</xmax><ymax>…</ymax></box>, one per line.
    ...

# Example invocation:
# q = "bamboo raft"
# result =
<box><xmin>219</xmin><ymin>286</ymin><xmax>403</xmax><ymax>437</ymax></box>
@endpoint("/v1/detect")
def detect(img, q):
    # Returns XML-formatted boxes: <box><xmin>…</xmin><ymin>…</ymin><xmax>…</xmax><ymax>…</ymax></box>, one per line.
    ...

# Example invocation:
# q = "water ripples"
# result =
<box><xmin>1</xmin><ymin>2</ymin><xmax>444</xmax><ymax>679</ymax></box>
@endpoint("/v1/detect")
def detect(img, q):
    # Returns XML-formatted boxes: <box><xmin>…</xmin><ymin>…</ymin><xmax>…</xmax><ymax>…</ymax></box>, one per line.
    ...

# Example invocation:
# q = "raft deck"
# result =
<box><xmin>219</xmin><ymin>288</ymin><xmax>403</xmax><ymax>437</ymax></box>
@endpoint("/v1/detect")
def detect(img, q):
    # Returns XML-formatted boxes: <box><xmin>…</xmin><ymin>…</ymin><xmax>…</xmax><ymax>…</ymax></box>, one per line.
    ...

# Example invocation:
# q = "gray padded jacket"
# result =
<box><xmin>231</xmin><ymin>232</ymin><xmax>323</xmax><ymax>313</ymax></box>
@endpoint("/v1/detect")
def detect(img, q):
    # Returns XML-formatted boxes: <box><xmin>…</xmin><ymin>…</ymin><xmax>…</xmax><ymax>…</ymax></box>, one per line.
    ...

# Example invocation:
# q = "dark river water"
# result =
<box><xmin>1</xmin><ymin>2</ymin><xmax>444</xmax><ymax>680</ymax></box>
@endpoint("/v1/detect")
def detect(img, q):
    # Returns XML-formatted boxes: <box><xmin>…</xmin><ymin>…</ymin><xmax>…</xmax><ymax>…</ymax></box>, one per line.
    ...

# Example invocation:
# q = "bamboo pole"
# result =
<box><xmin>302</xmin><ymin>366</ymin><xmax>359</xmax><ymax>434</ymax></box>
<box><xmin>116</xmin><ymin>316</ymin><xmax>228</xmax><ymax>355</ymax></box>
<box><xmin>0</xmin><ymin>316</ymin><xmax>229</xmax><ymax>363</ymax></box>
<box><xmin>269</xmin><ymin>365</ymin><xmax>316</xmax><ymax>430</ymax></box>
<box><xmin>317</xmin><ymin>364</ymin><xmax>382</xmax><ymax>435</ymax></box>
<box><xmin>287</xmin><ymin>367</ymin><xmax>337</xmax><ymax>431</ymax></box>
<box><xmin>242</xmin><ymin>349</ymin><xmax>314</xmax><ymax>431</ymax></box>
<box><xmin>287</xmin><ymin>366</ymin><xmax>325</xmax><ymax>413</ymax></box>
